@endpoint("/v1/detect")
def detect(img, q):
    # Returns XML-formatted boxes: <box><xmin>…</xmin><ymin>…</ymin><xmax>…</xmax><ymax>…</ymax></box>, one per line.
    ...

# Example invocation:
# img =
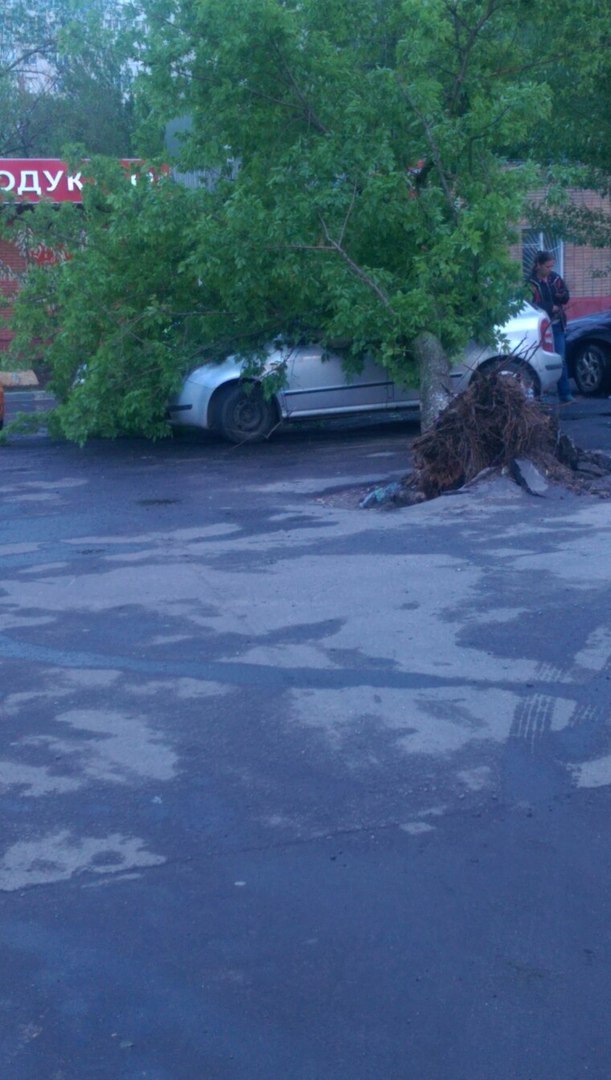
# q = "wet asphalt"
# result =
<box><xmin>1</xmin><ymin>394</ymin><xmax>611</xmax><ymax>1079</ymax></box>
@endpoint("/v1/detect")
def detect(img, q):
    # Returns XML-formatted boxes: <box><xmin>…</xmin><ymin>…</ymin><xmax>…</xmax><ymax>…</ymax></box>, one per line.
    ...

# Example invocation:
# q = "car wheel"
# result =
<box><xmin>474</xmin><ymin>357</ymin><xmax>540</xmax><ymax>397</ymax></box>
<box><xmin>573</xmin><ymin>342</ymin><xmax>611</xmax><ymax>396</ymax></box>
<box><xmin>216</xmin><ymin>383</ymin><xmax>277</xmax><ymax>443</ymax></box>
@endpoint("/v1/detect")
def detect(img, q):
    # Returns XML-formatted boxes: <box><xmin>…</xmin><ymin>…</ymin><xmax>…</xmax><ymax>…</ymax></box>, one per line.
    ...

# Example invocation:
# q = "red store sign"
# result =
<box><xmin>0</xmin><ymin>158</ymin><xmax>144</xmax><ymax>203</ymax></box>
<box><xmin>0</xmin><ymin>159</ymin><xmax>88</xmax><ymax>202</ymax></box>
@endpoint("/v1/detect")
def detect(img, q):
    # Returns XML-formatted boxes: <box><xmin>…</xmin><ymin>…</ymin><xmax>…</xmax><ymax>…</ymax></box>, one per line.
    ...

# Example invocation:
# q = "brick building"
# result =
<box><xmin>511</xmin><ymin>186</ymin><xmax>611</xmax><ymax>319</ymax></box>
<box><xmin>0</xmin><ymin>233</ymin><xmax>24</xmax><ymax>355</ymax></box>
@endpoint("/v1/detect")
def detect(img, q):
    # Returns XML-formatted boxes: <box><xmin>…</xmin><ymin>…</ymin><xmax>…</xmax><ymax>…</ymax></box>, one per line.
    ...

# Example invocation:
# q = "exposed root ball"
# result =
<box><xmin>412</xmin><ymin>373</ymin><xmax>556</xmax><ymax>497</ymax></box>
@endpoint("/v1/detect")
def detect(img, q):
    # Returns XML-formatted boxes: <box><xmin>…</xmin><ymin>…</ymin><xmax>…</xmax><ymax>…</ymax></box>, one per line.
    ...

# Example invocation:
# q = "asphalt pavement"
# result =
<box><xmin>1</xmin><ymin>395</ymin><xmax>611</xmax><ymax>1079</ymax></box>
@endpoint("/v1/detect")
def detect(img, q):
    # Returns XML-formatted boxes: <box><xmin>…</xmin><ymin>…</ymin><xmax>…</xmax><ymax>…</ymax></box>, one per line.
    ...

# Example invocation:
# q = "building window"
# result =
<box><xmin>522</xmin><ymin>229</ymin><xmax>564</xmax><ymax>277</ymax></box>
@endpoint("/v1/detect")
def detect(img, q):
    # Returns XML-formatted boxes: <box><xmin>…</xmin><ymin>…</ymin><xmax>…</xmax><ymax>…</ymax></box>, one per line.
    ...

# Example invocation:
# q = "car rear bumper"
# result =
<box><xmin>539</xmin><ymin>357</ymin><xmax>563</xmax><ymax>391</ymax></box>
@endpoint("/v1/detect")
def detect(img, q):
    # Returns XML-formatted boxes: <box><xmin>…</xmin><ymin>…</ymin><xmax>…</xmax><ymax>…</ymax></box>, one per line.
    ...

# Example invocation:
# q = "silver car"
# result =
<box><xmin>168</xmin><ymin>303</ymin><xmax>563</xmax><ymax>443</ymax></box>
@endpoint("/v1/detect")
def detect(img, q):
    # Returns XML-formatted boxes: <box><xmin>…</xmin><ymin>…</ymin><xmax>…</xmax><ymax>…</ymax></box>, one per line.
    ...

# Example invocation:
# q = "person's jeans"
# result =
<box><xmin>552</xmin><ymin>323</ymin><xmax>573</xmax><ymax>401</ymax></box>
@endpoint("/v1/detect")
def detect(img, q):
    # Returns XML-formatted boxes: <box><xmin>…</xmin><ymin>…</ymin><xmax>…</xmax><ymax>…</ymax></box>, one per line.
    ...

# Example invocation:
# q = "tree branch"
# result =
<box><xmin>3</xmin><ymin>41</ymin><xmax>58</xmax><ymax>74</ymax></box>
<box><xmin>400</xmin><ymin>86</ymin><xmax>458</xmax><ymax>219</ymax></box>
<box><xmin>269</xmin><ymin>37</ymin><xmax>330</xmax><ymax>135</ymax></box>
<box><xmin>275</xmin><ymin>230</ymin><xmax>396</xmax><ymax>313</ymax></box>
<box><xmin>445</xmin><ymin>0</ymin><xmax>503</xmax><ymax>113</ymax></box>
<box><xmin>338</xmin><ymin>181</ymin><xmax>358</xmax><ymax>248</ymax></box>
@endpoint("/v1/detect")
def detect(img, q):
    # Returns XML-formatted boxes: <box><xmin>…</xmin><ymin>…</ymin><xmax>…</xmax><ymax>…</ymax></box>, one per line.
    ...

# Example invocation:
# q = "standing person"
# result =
<box><xmin>528</xmin><ymin>250</ymin><xmax>574</xmax><ymax>403</ymax></box>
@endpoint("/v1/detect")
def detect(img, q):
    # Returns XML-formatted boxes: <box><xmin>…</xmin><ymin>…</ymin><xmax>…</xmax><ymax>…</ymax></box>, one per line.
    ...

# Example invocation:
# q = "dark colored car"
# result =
<box><xmin>566</xmin><ymin>310</ymin><xmax>611</xmax><ymax>396</ymax></box>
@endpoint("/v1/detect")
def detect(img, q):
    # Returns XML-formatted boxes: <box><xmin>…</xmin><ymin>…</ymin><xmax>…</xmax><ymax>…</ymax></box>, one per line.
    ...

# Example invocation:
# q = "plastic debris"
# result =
<box><xmin>359</xmin><ymin>481</ymin><xmax>402</xmax><ymax>509</ymax></box>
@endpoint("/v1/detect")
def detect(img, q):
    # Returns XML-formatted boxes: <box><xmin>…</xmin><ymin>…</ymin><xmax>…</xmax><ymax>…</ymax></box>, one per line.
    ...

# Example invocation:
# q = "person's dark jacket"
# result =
<box><xmin>528</xmin><ymin>270</ymin><xmax>570</xmax><ymax>327</ymax></box>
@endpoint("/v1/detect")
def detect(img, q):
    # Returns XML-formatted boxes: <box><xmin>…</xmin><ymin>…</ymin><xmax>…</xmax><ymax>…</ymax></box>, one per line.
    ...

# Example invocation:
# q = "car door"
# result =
<box><xmin>280</xmin><ymin>347</ymin><xmax>394</xmax><ymax>417</ymax></box>
<box><xmin>386</xmin><ymin>373</ymin><xmax>420</xmax><ymax>408</ymax></box>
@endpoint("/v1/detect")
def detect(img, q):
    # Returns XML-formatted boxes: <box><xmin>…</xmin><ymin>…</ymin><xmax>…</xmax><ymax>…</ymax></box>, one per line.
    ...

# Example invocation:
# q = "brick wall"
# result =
<box><xmin>0</xmin><ymin>237</ymin><xmax>26</xmax><ymax>354</ymax></box>
<box><xmin>511</xmin><ymin>186</ymin><xmax>611</xmax><ymax>318</ymax></box>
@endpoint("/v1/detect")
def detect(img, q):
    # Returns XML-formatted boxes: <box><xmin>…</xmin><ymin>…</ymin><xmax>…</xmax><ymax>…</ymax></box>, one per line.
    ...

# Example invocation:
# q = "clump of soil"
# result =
<box><xmin>396</xmin><ymin>372</ymin><xmax>611</xmax><ymax>504</ymax></box>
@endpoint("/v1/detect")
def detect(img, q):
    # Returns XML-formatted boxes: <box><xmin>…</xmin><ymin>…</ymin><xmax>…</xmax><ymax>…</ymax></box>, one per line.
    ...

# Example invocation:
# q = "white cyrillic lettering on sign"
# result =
<box><xmin>67</xmin><ymin>172</ymin><xmax>83</xmax><ymax>192</ymax></box>
<box><xmin>17</xmin><ymin>171</ymin><xmax>42</xmax><ymax>196</ymax></box>
<box><xmin>42</xmin><ymin>169</ymin><xmax>64</xmax><ymax>193</ymax></box>
<box><xmin>0</xmin><ymin>171</ymin><xmax>16</xmax><ymax>190</ymax></box>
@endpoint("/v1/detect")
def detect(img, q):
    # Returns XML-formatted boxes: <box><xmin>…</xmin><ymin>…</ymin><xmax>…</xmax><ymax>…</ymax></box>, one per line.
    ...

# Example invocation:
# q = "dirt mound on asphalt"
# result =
<box><xmin>393</xmin><ymin>373</ymin><xmax>611</xmax><ymax>504</ymax></box>
<box><xmin>412</xmin><ymin>372</ymin><xmax>556</xmax><ymax>497</ymax></box>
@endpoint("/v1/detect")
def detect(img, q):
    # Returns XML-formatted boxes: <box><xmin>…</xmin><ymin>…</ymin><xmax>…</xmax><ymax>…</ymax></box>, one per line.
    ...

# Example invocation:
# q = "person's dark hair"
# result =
<box><xmin>530</xmin><ymin>249</ymin><xmax>554</xmax><ymax>275</ymax></box>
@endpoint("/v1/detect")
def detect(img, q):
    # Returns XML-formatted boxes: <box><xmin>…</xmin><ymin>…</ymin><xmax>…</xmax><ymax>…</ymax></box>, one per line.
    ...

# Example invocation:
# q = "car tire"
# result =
<box><xmin>215</xmin><ymin>382</ymin><xmax>277</xmax><ymax>443</ymax></box>
<box><xmin>474</xmin><ymin>357</ymin><xmax>540</xmax><ymax>397</ymax></box>
<box><xmin>573</xmin><ymin>342</ymin><xmax>611</xmax><ymax>396</ymax></box>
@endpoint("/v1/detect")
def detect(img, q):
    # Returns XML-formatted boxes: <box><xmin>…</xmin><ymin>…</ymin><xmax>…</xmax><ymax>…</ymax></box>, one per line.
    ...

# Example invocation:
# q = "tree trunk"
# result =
<box><xmin>414</xmin><ymin>330</ymin><xmax>452</xmax><ymax>431</ymax></box>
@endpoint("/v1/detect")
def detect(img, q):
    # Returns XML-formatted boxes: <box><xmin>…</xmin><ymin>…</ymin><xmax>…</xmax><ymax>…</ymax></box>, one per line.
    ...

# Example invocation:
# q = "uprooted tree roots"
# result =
<box><xmin>397</xmin><ymin>372</ymin><xmax>611</xmax><ymax>503</ymax></box>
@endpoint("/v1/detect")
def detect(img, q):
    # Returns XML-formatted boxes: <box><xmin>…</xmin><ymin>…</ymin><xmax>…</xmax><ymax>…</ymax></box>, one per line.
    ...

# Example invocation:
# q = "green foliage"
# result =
<box><xmin>139</xmin><ymin>0</ymin><xmax>540</xmax><ymax>377</ymax></box>
<box><xmin>0</xmin><ymin>409</ymin><xmax>48</xmax><ymax>444</ymax></box>
<box><xmin>5</xmin><ymin>159</ymin><xmax>206</xmax><ymax>443</ymax></box>
<box><xmin>521</xmin><ymin>0</ymin><xmax>611</xmax><ymax>176</ymax></box>
<box><xmin>0</xmin><ymin>0</ymin><xmax>136</xmax><ymax>155</ymax></box>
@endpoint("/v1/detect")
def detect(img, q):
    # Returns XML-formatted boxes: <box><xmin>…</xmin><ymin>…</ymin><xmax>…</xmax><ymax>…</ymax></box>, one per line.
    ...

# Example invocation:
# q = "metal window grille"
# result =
<box><xmin>522</xmin><ymin>229</ymin><xmax>564</xmax><ymax>278</ymax></box>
